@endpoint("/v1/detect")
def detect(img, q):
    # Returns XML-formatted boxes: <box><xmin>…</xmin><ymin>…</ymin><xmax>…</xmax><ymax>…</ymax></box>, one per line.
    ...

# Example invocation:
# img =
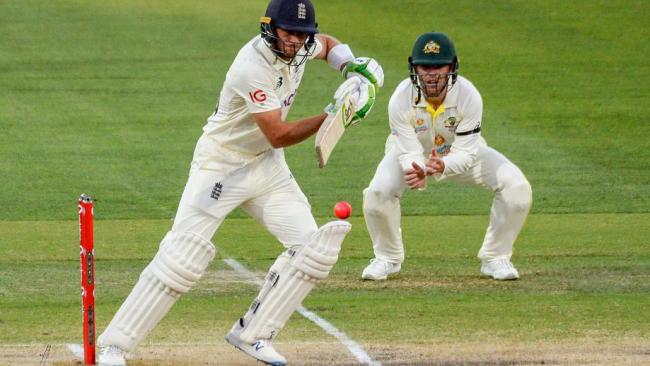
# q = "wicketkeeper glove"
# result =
<box><xmin>343</xmin><ymin>57</ymin><xmax>384</xmax><ymax>90</ymax></box>
<box><xmin>325</xmin><ymin>76</ymin><xmax>376</xmax><ymax>126</ymax></box>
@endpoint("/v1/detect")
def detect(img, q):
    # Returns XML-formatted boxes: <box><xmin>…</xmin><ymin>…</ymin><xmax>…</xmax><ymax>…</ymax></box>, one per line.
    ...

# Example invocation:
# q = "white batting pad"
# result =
<box><xmin>98</xmin><ymin>231</ymin><xmax>215</xmax><ymax>352</ymax></box>
<box><xmin>233</xmin><ymin>221</ymin><xmax>351</xmax><ymax>343</ymax></box>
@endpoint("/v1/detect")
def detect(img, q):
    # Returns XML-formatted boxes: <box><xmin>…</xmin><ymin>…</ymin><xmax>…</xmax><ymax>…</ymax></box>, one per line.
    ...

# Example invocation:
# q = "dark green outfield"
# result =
<box><xmin>1</xmin><ymin>0</ymin><xmax>648</xmax><ymax>220</ymax></box>
<box><xmin>0</xmin><ymin>0</ymin><xmax>648</xmax><ymax>362</ymax></box>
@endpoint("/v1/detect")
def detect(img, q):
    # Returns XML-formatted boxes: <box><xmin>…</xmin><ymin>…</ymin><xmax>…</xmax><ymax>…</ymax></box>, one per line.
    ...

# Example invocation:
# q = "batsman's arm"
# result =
<box><xmin>254</xmin><ymin>109</ymin><xmax>327</xmax><ymax>148</ymax></box>
<box><xmin>314</xmin><ymin>34</ymin><xmax>384</xmax><ymax>90</ymax></box>
<box><xmin>314</xmin><ymin>34</ymin><xmax>353</xmax><ymax>71</ymax></box>
<box><xmin>254</xmin><ymin>75</ymin><xmax>372</xmax><ymax>149</ymax></box>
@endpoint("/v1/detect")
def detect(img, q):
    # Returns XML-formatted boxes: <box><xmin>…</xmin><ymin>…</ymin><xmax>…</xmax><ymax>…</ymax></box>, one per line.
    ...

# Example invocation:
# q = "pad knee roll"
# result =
<box><xmin>150</xmin><ymin>231</ymin><xmax>216</xmax><ymax>293</ymax></box>
<box><xmin>235</xmin><ymin>221</ymin><xmax>351</xmax><ymax>342</ymax></box>
<box><xmin>98</xmin><ymin>231</ymin><xmax>215</xmax><ymax>351</ymax></box>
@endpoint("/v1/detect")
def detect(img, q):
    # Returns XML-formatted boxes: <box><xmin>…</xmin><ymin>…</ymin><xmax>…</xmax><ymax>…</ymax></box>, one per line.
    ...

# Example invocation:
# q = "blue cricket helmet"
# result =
<box><xmin>262</xmin><ymin>0</ymin><xmax>318</xmax><ymax>34</ymax></box>
<box><xmin>260</xmin><ymin>0</ymin><xmax>319</xmax><ymax>67</ymax></box>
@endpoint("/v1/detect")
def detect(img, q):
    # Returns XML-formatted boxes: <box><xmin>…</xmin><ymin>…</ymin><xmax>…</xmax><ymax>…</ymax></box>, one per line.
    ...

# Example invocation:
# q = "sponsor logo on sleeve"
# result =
<box><xmin>249</xmin><ymin>89</ymin><xmax>267</xmax><ymax>103</ymax></box>
<box><xmin>283</xmin><ymin>89</ymin><xmax>297</xmax><ymax>107</ymax></box>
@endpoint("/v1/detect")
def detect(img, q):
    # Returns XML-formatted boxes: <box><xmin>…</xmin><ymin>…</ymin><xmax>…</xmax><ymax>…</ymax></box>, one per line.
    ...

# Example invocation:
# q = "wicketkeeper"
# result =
<box><xmin>95</xmin><ymin>1</ymin><xmax>383</xmax><ymax>365</ymax></box>
<box><xmin>361</xmin><ymin>32</ymin><xmax>532</xmax><ymax>282</ymax></box>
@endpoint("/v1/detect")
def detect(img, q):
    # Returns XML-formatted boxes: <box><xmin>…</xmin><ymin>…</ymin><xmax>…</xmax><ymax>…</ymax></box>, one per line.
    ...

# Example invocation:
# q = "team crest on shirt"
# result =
<box><xmin>435</xmin><ymin>134</ymin><xmax>445</xmax><ymax>146</ymax></box>
<box><xmin>275</xmin><ymin>76</ymin><xmax>283</xmax><ymax>90</ymax></box>
<box><xmin>414</xmin><ymin>118</ymin><xmax>428</xmax><ymax>133</ymax></box>
<box><xmin>423</xmin><ymin>41</ymin><xmax>441</xmax><ymax>54</ymax></box>
<box><xmin>444</xmin><ymin>116</ymin><xmax>459</xmax><ymax>132</ymax></box>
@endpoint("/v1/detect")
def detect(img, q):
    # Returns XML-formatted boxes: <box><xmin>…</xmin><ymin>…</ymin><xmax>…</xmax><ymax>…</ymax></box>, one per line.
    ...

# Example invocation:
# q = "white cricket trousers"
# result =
<box><xmin>97</xmin><ymin>150</ymin><xmax>318</xmax><ymax>352</ymax></box>
<box><xmin>173</xmin><ymin>149</ymin><xmax>318</xmax><ymax>245</ymax></box>
<box><xmin>363</xmin><ymin>145</ymin><xmax>532</xmax><ymax>263</ymax></box>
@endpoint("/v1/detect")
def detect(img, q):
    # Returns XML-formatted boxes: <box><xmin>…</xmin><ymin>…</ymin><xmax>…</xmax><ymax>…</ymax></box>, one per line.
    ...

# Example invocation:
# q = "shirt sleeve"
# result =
<box><xmin>228</xmin><ymin>62</ymin><xmax>282</xmax><ymax>114</ymax></box>
<box><xmin>388</xmin><ymin>87</ymin><xmax>426</xmax><ymax>172</ymax></box>
<box><xmin>439</xmin><ymin>83</ymin><xmax>483</xmax><ymax>179</ymax></box>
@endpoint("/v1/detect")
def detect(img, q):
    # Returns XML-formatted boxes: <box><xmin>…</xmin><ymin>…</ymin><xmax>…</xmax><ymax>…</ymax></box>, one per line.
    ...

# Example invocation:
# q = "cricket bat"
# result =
<box><xmin>315</xmin><ymin>95</ymin><xmax>355</xmax><ymax>168</ymax></box>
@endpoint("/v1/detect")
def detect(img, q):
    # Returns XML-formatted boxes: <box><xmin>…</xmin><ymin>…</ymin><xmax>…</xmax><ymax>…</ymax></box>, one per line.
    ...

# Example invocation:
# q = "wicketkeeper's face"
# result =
<box><xmin>416</xmin><ymin>64</ymin><xmax>452</xmax><ymax>98</ymax></box>
<box><xmin>275</xmin><ymin>27</ymin><xmax>309</xmax><ymax>60</ymax></box>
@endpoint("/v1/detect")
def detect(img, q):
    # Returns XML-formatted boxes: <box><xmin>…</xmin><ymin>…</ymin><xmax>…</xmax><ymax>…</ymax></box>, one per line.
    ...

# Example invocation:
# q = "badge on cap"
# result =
<box><xmin>423</xmin><ymin>41</ymin><xmax>441</xmax><ymax>54</ymax></box>
<box><xmin>298</xmin><ymin>3</ymin><xmax>306</xmax><ymax>19</ymax></box>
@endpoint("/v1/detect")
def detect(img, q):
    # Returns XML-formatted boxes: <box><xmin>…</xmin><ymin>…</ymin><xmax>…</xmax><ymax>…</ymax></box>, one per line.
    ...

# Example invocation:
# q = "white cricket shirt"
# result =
<box><xmin>386</xmin><ymin>76</ymin><xmax>487</xmax><ymax>179</ymax></box>
<box><xmin>197</xmin><ymin>35</ymin><xmax>323</xmax><ymax>166</ymax></box>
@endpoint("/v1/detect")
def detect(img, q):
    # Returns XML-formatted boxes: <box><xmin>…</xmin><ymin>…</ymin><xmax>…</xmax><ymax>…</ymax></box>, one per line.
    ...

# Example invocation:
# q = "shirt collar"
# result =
<box><xmin>426</xmin><ymin>102</ymin><xmax>446</xmax><ymax>120</ymax></box>
<box><xmin>253</xmin><ymin>36</ymin><xmax>290</xmax><ymax>71</ymax></box>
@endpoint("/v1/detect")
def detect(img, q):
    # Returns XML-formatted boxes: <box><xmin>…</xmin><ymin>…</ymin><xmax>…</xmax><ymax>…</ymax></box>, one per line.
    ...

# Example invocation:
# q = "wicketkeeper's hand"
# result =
<box><xmin>343</xmin><ymin>57</ymin><xmax>384</xmax><ymax>90</ymax></box>
<box><xmin>405</xmin><ymin>162</ymin><xmax>427</xmax><ymax>189</ymax></box>
<box><xmin>325</xmin><ymin>76</ymin><xmax>376</xmax><ymax>125</ymax></box>
<box><xmin>426</xmin><ymin>148</ymin><xmax>445</xmax><ymax>175</ymax></box>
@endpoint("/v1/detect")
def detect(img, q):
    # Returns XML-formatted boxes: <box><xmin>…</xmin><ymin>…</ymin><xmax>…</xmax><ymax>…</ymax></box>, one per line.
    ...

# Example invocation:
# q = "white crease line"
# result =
<box><xmin>222</xmin><ymin>258</ymin><xmax>381</xmax><ymax>366</ymax></box>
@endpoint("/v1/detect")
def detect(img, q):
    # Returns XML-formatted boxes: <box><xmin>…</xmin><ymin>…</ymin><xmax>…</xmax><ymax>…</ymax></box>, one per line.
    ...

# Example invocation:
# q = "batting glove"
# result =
<box><xmin>325</xmin><ymin>76</ymin><xmax>376</xmax><ymax>126</ymax></box>
<box><xmin>343</xmin><ymin>57</ymin><xmax>384</xmax><ymax>90</ymax></box>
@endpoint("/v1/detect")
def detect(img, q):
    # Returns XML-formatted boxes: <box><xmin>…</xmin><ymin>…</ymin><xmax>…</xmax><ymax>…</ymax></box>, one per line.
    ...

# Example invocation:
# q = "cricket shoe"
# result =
<box><xmin>481</xmin><ymin>258</ymin><xmax>520</xmax><ymax>280</ymax></box>
<box><xmin>225</xmin><ymin>320</ymin><xmax>287</xmax><ymax>366</ymax></box>
<box><xmin>97</xmin><ymin>345</ymin><xmax>127</xmax><ymax>366</ymax></box>
<box><xmin>361</xmin><ymin>258</ymin><xmax>401</xmax><ymax>280</ymax></box>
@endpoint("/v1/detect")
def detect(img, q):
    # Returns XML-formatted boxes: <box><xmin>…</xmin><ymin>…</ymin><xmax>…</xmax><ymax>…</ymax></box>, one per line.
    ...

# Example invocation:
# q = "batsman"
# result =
<box><xmin>361</xmin><ymin>32</ymin><xmax>532</xmax><ymax>282</ymax></box>
<box><xmin>95</xmin><ymin>1</ymin><xmax>383</xmax><ymax>365</ymax></box>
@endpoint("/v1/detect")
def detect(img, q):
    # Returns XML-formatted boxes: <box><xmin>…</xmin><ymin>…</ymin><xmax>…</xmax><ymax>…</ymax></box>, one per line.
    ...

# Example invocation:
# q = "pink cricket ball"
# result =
<box><xmin>333</xmin><ymin>201</ymin><xmax>352</xmax><ymax>219</ymax></box>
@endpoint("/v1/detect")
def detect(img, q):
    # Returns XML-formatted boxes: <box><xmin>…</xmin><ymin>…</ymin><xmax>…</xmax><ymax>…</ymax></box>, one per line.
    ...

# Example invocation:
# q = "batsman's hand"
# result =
<box><xmin>405</xmin><ymin>162</ymin><xmax>427</xmax><ymax>189</ymax></box>
<box><xmin>325</xmin><ymin>76</ymin><xmax>376</xmax><ymax>125</ymax></box>
<box><xmin>426</xmin><ymin>148</ymin><xmax>445</xmax><ymax>175</ymax></box>
<box><xmin>343</xmin><ymin>57</ymin><xmax>384</xmax><ymax>90</ymax></box>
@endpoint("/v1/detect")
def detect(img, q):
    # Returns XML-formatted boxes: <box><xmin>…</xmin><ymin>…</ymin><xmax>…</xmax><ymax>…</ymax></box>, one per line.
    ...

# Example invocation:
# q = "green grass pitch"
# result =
<box><xmin>1</xmin><ymin>0</ymin><xmax>649</xmax><ymax>365</ymax></box>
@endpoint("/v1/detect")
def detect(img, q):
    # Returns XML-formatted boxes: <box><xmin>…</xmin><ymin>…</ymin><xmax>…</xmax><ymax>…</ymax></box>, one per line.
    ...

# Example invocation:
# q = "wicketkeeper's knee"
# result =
<box><xmin>502</xmin><ymin>179</ymin><xmax>532</xmax><ymax>213</ymax></box>
<box><xmin>363</xmin><ymin>188</ymin><xmax>397</xmax><ymax>217</ymax></box>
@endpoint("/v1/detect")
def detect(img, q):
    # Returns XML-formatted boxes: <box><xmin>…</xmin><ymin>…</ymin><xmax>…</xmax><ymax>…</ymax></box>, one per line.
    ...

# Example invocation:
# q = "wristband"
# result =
<box><xmin>327</xmin><ymin>44</ymin><xmax>355</xmax><ymax>72</ymax></box>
